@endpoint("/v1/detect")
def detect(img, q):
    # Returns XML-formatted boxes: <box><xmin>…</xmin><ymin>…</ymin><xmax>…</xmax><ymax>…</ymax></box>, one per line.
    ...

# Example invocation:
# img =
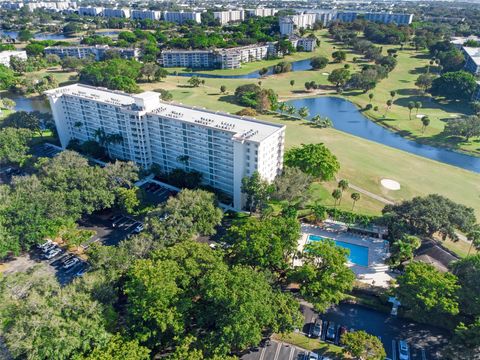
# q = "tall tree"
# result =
<box><xmin>342</xmin><ymin>330</ymin><xmax>386</xmax><ymax>360</ymax></box>
<box><xmin>0</xmin><ymin>128</ymin><xmax>32</xmax><ymax>166</ymax></box>
<box><xmin>451</xmin><ymin>254</ymin><xmax>480</xmax><ymax>317</ymax></box>
<box><xmin>284</xmin><ymin>143</ymin><xmax>340</xmax><ymax>181</ymax></box>
<box><xmin>291</xmin><ymin>239</ymin><xmax>355</xmax><ymax>312</ymax></box>
<box><xmin>395</xmin><ymin>261</ymin><xmax>460</xmax><ymax>321</ymax></box>
<box><xmin>241</xmin><ymin>171</ymin><xmax>273</xmax><ymax>213</ymax></box>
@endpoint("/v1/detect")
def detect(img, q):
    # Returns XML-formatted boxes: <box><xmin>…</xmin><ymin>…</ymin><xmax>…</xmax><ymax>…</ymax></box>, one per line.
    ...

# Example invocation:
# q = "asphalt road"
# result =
<box><xmin>302</xmin><ymin>303</ymin><xmax>449</xmax><ymax>360</ymax></box>
<box><xmin>241</xmin><ymin>340</ymin><xmax>307</xmax><ymax>360</ymax></box>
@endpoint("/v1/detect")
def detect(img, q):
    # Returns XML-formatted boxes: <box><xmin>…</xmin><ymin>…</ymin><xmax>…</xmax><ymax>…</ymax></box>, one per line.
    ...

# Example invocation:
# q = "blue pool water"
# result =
<box><xmin>308</xmin><ymin>235</ymin><xmax>369</xmax><ymax>267</ymax></box>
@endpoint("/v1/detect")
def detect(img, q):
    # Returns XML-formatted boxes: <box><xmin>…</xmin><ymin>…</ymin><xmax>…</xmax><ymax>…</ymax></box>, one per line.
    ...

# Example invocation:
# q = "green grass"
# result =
<box><xmin>141</xmin><ymin>77</ymin><xmax>480</xmax><ymax>219</ymax></box>
<box><xmin>273</xmin><ymin>332</ymin><xmax>343</xmax><ymax>359</ymax></box>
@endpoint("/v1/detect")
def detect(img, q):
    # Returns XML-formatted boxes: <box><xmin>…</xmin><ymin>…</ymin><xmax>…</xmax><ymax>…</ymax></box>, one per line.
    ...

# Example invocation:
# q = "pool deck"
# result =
<box><xmin>296</xmin><ymin>221</ymin><xmax>395</xmax><ymax>287</ymax></box>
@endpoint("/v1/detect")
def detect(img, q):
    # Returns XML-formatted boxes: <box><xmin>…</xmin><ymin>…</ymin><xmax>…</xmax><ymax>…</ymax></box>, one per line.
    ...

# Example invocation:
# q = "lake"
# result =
<box><xmin>176</xmin><ymin>58</ymin><xmax>313</xmax><ymax>79</ymax></box>
<box><xmin>286</xmin><ymin>96</ymin><xmax>480</xmax><ymax>173</ymax></box>
<box><xmin>0</xmin><ymin>30</ymin><xmax>71</xmax><ymax>41</ymax></box>
<box><xmin>4</xmin><ymin>92</ymin><xmax>51</xmax><ymax>113</ymax></box>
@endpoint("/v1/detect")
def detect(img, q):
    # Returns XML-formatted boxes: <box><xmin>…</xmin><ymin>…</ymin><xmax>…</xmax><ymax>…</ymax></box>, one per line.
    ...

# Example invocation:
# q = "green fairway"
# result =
<box><xmin>140</xmin><ymin>74</ymin><xmax>480</xmax><ymax>218</ymax></box>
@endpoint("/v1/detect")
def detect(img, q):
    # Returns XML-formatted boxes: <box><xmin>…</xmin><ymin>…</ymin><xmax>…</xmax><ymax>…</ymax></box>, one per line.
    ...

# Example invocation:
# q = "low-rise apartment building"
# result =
<box><xmin>45</xmin><ymin>84</ymin><xmax>285</xmax><ymax>210</ymax></box>
<box><xmin>463</xmin><ymin>47</ymin><xmax>480</xmax><ymax>75</ymax></box>
<box><xmin>0</xmin><ymin>50</ymin><xmax>27</xmax><ymax>67</ymax></box>
<box><xmin>44</xmin><ymin>45</ymin><xmax>139</xmax><ymax>60</ymax></box>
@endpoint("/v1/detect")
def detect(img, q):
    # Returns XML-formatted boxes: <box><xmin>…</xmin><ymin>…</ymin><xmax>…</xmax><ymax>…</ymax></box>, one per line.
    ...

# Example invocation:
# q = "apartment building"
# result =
<box><xmin>289</xmin><ymin>36</ymin><xmax>317</xmax><ymax>52</ymax></box>
<box><xmin>160</xmin><ymin>43</ymin><xmax>273</xmax><ymax>70</ymax></box>
<box><xmin>246</xmin><ymin>8</ymin><xmax>277</xmax><ymax>17</ymax></box>
<box><xmin>0</xmin><ymin>50</ymin><xmax>27</xmax><ymax>67</ymax></box>
<box><xmin>279</xmin><ymin>13</ymin><xmax>318</xmax><ymax>35</ymax></box>
<box><xmin>451</xmin><ymin>36</ymin><xmax>480</xmax><ymax>49</ymax></box>
<box><xmin>24</xmin><ymin>1</ymin><xmax>76</xmax><ymax>11</ymax></box>
<box><xmin>463</xmin><ymin>47</ymin><xmax>480</xmax><ymax>75</ymax></box>
<box><xmin>364</xmin><ymin>12</ymin><xmax>414</xmax><ymax>25</ymax></box>
<box><xmin>279</xmin><ymin>17</ymin><xmax>295</xmax><ymax>36</ymax></box>
<box><xmin>131</xmin><ymin>9</ymin><xmax>162</xmax><ymax>21</ymax></box>
<box><xmin>45</xmin><ymin>45</ymin><xmax>139</xmax><ymax>60</ymax></box>
<box><xmin>315</xmin><ymin>10</ymin><xmax>337</xmax><ymax>27</ymax></box>
<box><xmin>163</xmin><ymin>11</ymin><xmax>202</xmax><ymax>24</ymax></box>
<box><xmin>102</xmin><ymin>8</ymin><xmax>130</xmax><ymax>18</ymax></box>
<box><xmin>78</xmin><ymin>6</ymin><xmax>102</xmax><ymax>16</ymax></box>
<box><xmin>336</xmin><ymin>11</ymin><xmax>414</xmax><ymax>25</ymax></box>
<box><xmin>45</xmin><ymin>84</ymin><xmax>285</xmax><ymax>210</ymax></box>
<box><xmin>161</xmin><ymin>49</ymin><xmax>218</xmax><ymax>69</ymax></box>
<box><xmin>213</xmin><ymin>9</ymin><xmax>245</xmax><ymax>25</ymax></box>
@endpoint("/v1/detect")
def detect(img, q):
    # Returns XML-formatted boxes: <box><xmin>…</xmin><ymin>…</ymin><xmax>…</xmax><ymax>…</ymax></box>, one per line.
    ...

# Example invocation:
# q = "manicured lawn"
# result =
<box><xmin>141</xmin><ymin>76</ymin><xmax>480</xmax><ymax>218</ymax></box>
<box><xmin>273</xmin><ymin>332</ymin><xmax>343</xmax><ymax>359</ymax></box>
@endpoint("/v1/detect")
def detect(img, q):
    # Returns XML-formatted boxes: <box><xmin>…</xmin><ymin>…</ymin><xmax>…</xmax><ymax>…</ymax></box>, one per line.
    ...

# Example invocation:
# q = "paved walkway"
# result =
<box><xmin>348</xmin><ymin>183</ymin><xmax>394</xmax><ymax>205</ymax></box>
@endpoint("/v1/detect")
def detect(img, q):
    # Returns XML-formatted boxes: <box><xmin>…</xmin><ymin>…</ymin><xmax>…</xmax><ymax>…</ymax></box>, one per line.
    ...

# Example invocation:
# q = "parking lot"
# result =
<box><xmin>241</xmin><ymin>340</ymin><xmax>309</xmax><ymax>360</ymax></box>
<box><xmin>140</xmin><ymin>181</ymin><xmax>177</xmax><ymax>204</ymax></box>
<box><xmin>302</xmin><ymin>302</ymin><xmax>447</xmax><ymax>360</ymax></box>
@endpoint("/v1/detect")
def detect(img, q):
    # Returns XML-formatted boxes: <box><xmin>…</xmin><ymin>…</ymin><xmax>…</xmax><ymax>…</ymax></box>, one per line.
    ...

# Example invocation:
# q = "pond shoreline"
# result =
<box><xmin>284</xmin><ymin>96</ymin><xmax>480</xmax><ymax>173</ymax></box>
<box><xmin>280</xmin><ymin>92</ymin><xmax>480</xmax><ymax>159</ymax></box>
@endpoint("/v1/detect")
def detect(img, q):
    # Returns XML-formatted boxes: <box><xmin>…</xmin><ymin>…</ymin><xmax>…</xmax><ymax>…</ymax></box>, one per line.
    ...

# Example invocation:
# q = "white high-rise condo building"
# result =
<box><xmin>78</xmin><ymin>6</ymin><xmax>102</xmax><ymax>16</ymax></box>
<box><xmin>0</xmin><ymin>50</ymin><xmax>27</xmax><ymax>67</ymax></box>
<box><xmin>246</xmin><ymin>8</ymin><xmax>277</xmax><ymax>17</ymax></box>
<box><xmin>163</xmin><ymin>11</ymin><xmax>202</xmax><ymax>24</ymax></box>
<box><xmin>279</xmin><ymin>13</ymin><xmax>318</xmax><ymax>35</ymax></box>
<box><xmin>102</xmin><ymin>8</ymin><xmax>130</xmax><ymax>18</ymax></box>
<box><xmin>131</xmin><ymin>10</ymin><xmax>162</xmax><ymax>21</ymax></box>
<box><xmin>213</xmin><ymin>10</ymin><xmax>245</xmax><ymax>25</ymax></box>
<box><xmin>463</xmin><ymin>47</ymin><xmax>480</xmax><ymax>75</ymax></box>
<box><xmin>45</xmin><ymin>84</ymin><xmax>285</xmax><ymax>210</ymax></box>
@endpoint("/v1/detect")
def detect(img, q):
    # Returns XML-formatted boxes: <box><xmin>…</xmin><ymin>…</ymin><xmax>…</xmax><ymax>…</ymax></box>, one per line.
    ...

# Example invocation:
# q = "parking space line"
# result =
<box><xmin>288</xmin><ymin>346</ymin><xmax>295</xmax><ymax>360</ymax></box>
<box><xmin>392</xmin><ymin>340</ymin><xmax>397</xmax><ymax>360</ymax></box>
<box><xmin>258</xmin><ymin>346</ymin><xmax>266</xmax><ymax>360</ymax></box>
<box><xmin>273</xmin><ymin>342</ymin><xmax>281</xmax><ymax>360</ymax></box>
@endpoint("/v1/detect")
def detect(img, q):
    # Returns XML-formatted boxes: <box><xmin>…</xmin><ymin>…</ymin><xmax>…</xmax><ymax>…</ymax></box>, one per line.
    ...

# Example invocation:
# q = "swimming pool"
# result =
<box><xmin>308</xmin><ymin>235</ymin><xmax>369</xmax><ymax>267</ymax></box>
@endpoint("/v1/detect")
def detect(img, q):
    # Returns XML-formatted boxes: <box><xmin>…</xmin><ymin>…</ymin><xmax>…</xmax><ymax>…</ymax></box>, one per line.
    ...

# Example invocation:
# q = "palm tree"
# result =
<box><xmin>368</xmin><ymin>93</ymin><xmax>374</xmax><ymax>103</ymax></box>
<box><xmin>298</xmin><ymin>106</ymin><xmax>309</xmax><ymax>120</ymax></box>
<box><xmin>278</xmin><ymin>102</ymin><xmax>287</xmax><ymax>113</ymax></box>
<box><xmin>390</xmin><ymin>90</ymin><xmax>396</xmax><ymax>100</ymax></box>
<box><xmin>408</xmin><ymin>101</ymin><xmax>415</xmax><ymax>120</ymax></box>
<box><xmin>421</xmin><ymin>115</ymin><xmax>430</xmax><ymax>133</ymax></box>
<box><xmin>415</xmin><ymin>101</ymin><xmax>422</xmax><ymax>115</ymax></box>
<box><xmin>351</xmin><ymin>192</ymin><xmax>361</xmax><ymax>211</ymax></box>
<box><xmin>332</xmin><ymin>189</ymin><xmax>342</xmax><ymax>208</ymax></box>
<box><xmin>290</xmin><ymin>80</ymin><xmax>295</xmax><ymax>87</ymax></box>
<box><xmin>287</xmin><ymin>105</ymin><xmax>296</xmax><ymax>117</ymax></box>
<box><xmin>337</xmin><ymin>179</ymin><xmax>349</xmax><ymax>205</ymax></box>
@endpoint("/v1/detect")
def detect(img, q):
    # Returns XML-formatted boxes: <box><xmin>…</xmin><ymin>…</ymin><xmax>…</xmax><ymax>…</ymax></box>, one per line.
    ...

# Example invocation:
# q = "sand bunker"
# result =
<box><xmin>381</xmin><ymin>179</ymin><xmax>401</xmax><ymax>190</ymax></box>
<box><xmin>416</xmin><ymin>114</ymin><xmax>426</xmax><ymax>119</ymax></box>
<box><xmin>321</xmin><ymin>72</ymin><xmax>329</xmax><ymax>75</ymax></box>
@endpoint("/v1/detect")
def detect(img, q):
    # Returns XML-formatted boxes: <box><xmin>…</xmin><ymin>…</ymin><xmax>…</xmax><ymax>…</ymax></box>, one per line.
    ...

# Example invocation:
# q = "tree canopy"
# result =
<box><xmin>395</xmin><ymin>261</ymin><xmax>460</xmax><ymax>320</ymax></box>
<box><xmin>284</xmin><ymin>143</ymin><xmax>340</xmax><ymax>181</ymax></box>
<box><xmin>290</xmin><ymin>239</ymin><xmax>355</xmax><ymax>312</ymax></box>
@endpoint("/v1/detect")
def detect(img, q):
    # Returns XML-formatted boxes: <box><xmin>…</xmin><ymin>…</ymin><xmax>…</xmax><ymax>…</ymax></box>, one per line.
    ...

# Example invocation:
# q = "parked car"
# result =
<box><xmin>41</xmin><ymin>242</ymin><xmax>58</xmax><ymax>253</ymax></box>
<box><xmin>44</xmin><ymin>247</ymin><xmax>61</xmax><ymax>259</ymax></box>
<box><xmin>75</xmin><ymin>265</ymin><xmax>89</xmax><ymax>277</ymax></box>
<box><xmin>133</xmin><ymin>223</ymin><xmax>144</xmax><ymax>234</ymax></box>
<box><xmin>63</xmin><ymin>257</ymin><xmax>80</xmax><ymax>269</ymax></box>
<box><xmin>325</xmin><ymin>322</ymin><xmax>336</xmax><ymax>343</ymax></box>
<box><xmin>307</xmin><ymin>352</ymin><xmax>319</xmax><ymax>360</ymax></box>
<box><xmin>399</xmin><ymin>340</ymin><xmax>410</xmax><ymax>360</ymax></box>
<box><xmin>311</xmin><ymin>319</ymin><xmax>322</xmax><ymax>338</ymax></box>
<box><xmin>59</xmin><ymin>254</ymin><xmax>75</xmax><ymax>264</ymax></box>
<box><xmin>37</xmin><ymin>239</ymin><xmax>53</xmax><ymax>251</ymax></box>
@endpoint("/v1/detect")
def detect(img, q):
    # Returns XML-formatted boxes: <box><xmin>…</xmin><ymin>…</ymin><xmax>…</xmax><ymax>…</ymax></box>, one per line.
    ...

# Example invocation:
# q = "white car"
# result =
<box><xmin>38</xmin><ymin>239</ymin><xmax>53</xmax><ymax>250</ymax></box>
<box><xmin>63</xmin><ymin>257</ymin><xmax>80</xmax><ymax>269</ymax></box>
<box><xmin>399</xmin><ymin>340</ymin><xmax>410</xmax><ymax>360</ymax></box>
<box><xmin>44</xmin><ymin>247</ymin><xmax>61</xmax><ymax>259</ymax></box>
<box><xmin>133</xmin><ymin>224</ymin><xmax>144</xmax><ymax>234</ymax></box>
<box><xmin>308</xmin><ymin>352</ymin><xmax>319</xmax><ymax>360</ymax></box>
